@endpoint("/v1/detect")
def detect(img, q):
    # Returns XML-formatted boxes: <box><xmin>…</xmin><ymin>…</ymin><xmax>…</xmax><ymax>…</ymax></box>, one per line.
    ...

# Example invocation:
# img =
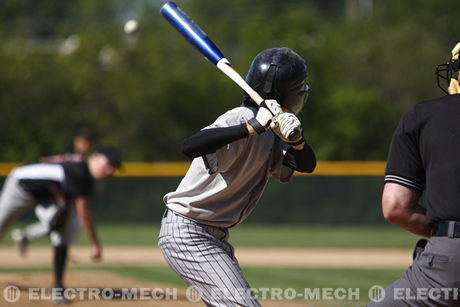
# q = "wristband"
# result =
<box><xmin>248</xmin><ymin>118</ymin><xmax>266</xmax><ymax>134</ymax></box>
<box><xmin>287</xmin><ymin>133</ymin><xmax>305</xmax><ymax>146</ymax></box>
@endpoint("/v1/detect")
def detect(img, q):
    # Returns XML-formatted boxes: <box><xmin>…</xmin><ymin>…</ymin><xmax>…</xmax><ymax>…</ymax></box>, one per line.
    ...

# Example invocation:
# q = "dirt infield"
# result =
<box><xmin>0</xmin><ymin>246</ymin><xmax>412</xmax><ymax>268</ymax></box>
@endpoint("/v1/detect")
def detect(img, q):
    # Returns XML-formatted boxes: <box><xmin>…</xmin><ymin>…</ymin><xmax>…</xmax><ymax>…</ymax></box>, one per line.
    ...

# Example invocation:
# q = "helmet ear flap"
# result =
<box><xmin>262</xmin><ymin>64</ymin><xmax>277</xmax><ymax>95</ymax></box>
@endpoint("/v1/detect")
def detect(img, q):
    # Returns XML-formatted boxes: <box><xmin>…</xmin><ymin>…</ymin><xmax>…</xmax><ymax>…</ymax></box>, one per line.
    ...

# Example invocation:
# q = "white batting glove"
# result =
<box><xmin>262</xmin><ymin>99</ymin><xmax>283</xmax><ymax>117</ymax></box>
<box><xmin>271</xmin><ymin>112</ymin><xmax>303</xmax><ymax>144</ymax></box>
<box><xmin>248</xmin><ymin>99</ymin><xmax>282</xmax><ymax>134</ymax></box>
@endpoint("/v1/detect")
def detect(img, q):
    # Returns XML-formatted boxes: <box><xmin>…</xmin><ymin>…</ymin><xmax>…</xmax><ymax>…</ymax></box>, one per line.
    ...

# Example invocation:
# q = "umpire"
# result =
<box><xmin>368</xmin><ymin>42</ymin><xmax>460</xmax><ymax>306</ymax></box>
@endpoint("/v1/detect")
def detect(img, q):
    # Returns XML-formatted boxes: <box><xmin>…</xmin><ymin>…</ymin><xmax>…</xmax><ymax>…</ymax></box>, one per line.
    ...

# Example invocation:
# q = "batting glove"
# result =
<box><xmin>271</xmin><ymin>112</ymin><xmax>304</xmax><ymax>144</ymax></box>
<box><xmin>248</xmin><ymin>99</ymin><xmax>282</xmax><ymax>134</ymax></box>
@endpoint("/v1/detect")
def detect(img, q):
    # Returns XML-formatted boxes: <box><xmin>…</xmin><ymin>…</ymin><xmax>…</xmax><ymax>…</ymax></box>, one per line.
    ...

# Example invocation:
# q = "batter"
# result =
<box><xmin>159</xmin><ymin>47</ymin><xmax>316</xmax><ymax>306</ymax></box>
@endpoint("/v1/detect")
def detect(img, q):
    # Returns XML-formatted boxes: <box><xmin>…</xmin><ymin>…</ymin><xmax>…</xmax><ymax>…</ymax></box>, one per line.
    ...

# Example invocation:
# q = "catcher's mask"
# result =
<box><xmin>435</xmin><ymin>53</ymin><xmax>460</xmax><ymax>95</ymax></box>
<box><xmin>244</xmin><ymin>47</ymin><xmax>309</xmax><ymax>114</ymax></box>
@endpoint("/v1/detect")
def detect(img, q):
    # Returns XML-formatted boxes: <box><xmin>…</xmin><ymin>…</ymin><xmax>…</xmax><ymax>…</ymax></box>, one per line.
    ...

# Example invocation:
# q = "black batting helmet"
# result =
<box><xmin>245</xmin><ymin>47</ymin><xmax>309</xmax><ymax>114</ymax></box>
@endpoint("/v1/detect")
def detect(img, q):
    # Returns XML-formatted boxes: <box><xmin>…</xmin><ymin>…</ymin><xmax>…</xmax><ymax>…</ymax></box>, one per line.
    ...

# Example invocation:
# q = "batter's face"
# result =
<box><xmin>88</xmin><ymin>153</ymin><xmax>116</xmax><ymax>179</ymax></box>
<box><xmin>283</xmin><ymin>79</ymin><xmax>309</xmax><ymax>115</ymax></box>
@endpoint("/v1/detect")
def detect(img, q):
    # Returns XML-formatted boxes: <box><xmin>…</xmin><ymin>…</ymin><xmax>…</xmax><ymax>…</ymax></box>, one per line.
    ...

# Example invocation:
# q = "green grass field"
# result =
<box><xmin>0</xmin><ymin>265</ymin><xmax>402</xmax><ymax>290</ymax></box>
<box><xmin>2</xmin><ymin>223</ymin><xmax>420</xmax><ymax>248</ymax></box>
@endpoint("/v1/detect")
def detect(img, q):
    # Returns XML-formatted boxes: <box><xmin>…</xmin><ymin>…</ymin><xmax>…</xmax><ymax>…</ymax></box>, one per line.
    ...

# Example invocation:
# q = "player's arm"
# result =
<box><xmin>282</xmin><ymin>139</ymin><xmax>316</xmax><ymax>173</ymax></box>
<box><xmin>182</xmin><ymin>100</ymin><xmax>282</xmax><ymax>158</ymax></box>
<box><xmin>75</xmin><ymin>196</ymin><xmax>102</xmax><ymax>261</ymax></box>
<box><xmin>181</xmin><ymin>124</ymin><xmax>250</xmax><ymax>158</ymax></box>
<box><xmin>270</xmin><ymin>112</ymin><xmax>316</xmax><ymax>173</ymax></box>
<box><xmin>382</xmin><ymin>182</ymin><xmax>430</xmax><ymax>237</ymax></box>
<box><xmin>48</xmin><ymin>183</ymin><xmax>66</xmax><ymax>205</ymax></box>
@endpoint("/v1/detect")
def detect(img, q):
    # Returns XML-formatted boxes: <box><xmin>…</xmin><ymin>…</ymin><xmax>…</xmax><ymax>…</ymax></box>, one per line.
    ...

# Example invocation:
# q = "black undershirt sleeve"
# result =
<box><xmin>181</xmin><ymin>123</ymin><xmax>249</xmax><ymax>158</ymax></box>
<box><xmin>282</xmin><ymin>141</ymin><xmax>316</xmax><ymax>173</ymax></box>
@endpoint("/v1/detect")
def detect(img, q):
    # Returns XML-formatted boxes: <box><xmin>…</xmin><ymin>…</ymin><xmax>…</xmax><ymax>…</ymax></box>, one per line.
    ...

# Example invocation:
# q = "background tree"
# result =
<box><xmin>0</xmin><ymin>0</ymin><xmax>458</xmax><ymax>161</ymax></box>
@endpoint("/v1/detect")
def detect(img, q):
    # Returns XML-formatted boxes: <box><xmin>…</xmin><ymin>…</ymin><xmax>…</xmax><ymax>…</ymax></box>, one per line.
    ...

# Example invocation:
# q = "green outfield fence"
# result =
<box><xmin>0</xmin><ymin>162</ymin><xmax>387</xmax><ymax>224</ymax></box>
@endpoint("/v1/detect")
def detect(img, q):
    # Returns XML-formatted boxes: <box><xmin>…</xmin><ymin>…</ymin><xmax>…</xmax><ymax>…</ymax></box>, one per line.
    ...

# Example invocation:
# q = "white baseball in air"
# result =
<box><xmin>124</xmin><ymin>19</ymin><xmax>139</xmax><ymax>34</ymax></box>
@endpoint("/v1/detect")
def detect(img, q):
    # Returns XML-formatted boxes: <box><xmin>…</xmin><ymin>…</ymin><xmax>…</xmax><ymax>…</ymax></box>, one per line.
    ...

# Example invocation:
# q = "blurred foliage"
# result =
<box><xmin>0</xmin><ymin>0</ymin><xmax>458</xmax><ymax>162</ymax></box>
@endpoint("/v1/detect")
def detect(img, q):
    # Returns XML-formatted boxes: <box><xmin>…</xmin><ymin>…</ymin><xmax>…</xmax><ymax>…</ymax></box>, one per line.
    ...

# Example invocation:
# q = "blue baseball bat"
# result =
<box><xmin>160</xmin><ymin>1</ymin><xmax>264</xmax><ymax>105</ymax></box>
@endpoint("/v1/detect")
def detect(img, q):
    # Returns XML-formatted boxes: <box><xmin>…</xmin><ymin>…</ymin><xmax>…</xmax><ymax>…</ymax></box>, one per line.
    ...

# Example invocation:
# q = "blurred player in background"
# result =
<box><xmin>159</xmin><ymin>48</ymin><xmax>316</xmax><ymax>306</ymax></box>
<box><xmin>0</xmin><ymin>146</ymin><xmax>121</xmax><ymax>303</ymax></box>
<box><xmin>40</xmin><ymin>127</ymin><xmax>94</xmax><ymax>163</ymax></box>
<box><xmin>368</xmin><ymin>43</ymin><xmax>460</xmax><ymax>306</ymax></box>
<box><xmin>11</xmin><ymin>128</ymin><xmax>95</xmax><ymax>255</ymax></box>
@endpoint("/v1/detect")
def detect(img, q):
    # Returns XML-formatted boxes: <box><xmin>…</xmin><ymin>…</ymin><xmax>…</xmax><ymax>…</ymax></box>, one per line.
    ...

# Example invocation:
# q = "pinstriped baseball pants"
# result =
<box><xmin>158</xmin><ymin>209</ymin><xmax>261</xmax><ymax>307</ymax></box>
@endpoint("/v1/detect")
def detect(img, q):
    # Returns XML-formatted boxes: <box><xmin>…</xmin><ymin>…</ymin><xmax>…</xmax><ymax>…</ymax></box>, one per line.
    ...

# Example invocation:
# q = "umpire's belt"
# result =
<box><xmin>431</xmin><ymin>221</ymin><xmax>460</xmax><ymax>238</ymax></box>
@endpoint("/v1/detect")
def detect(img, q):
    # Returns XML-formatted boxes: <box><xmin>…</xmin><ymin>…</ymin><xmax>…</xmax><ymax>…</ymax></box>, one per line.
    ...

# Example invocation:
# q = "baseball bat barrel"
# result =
<box><xmin>160</xmin><ymin>1</ymin><xmax>264</xmax><ymax>105</ymax></box>
<box><xmin>160</xmin><ymin>2</ymin><xmax>225</xmax><ymax>65</ymax></box>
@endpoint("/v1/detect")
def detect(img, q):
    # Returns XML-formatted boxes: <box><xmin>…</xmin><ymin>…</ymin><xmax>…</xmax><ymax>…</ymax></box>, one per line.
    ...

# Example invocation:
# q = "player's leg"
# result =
<box><xmin>0</xmin><ymin>176</ymin><xmax>36</xmax><ymax>240</ymax></box>
<box><xmin>16</xmin><ymin>203</ymin><xmax>64</xmax><ymax>244</ymax></box>
<box><xmin>159</xmin><ymin>210</ymin><xmax>260</xmax><ymax>307</ymax></box>
<box><xmin>25</xmin><ymin>205</ymin><xmax>57</xmax><ymax>239</ymax></box>
<box><xmin>49</xmin><ymin>205</ymin><xmax>79</xmax><ymax>304</ymax></box>
<box><xmin>53</xmin><ymin>245</ymin><xmax>68</xmax><ymax>289</ymax></box>
<box><xmin>11</xmin><ymin>205</ymin><xmax>57</xmax><ymax>256</ymax></box>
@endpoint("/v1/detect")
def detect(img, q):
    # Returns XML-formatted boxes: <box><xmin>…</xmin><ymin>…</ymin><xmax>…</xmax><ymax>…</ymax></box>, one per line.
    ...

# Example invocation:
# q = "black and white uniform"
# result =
<box><xmin>369</xmin><ymin>94</ymin><xmax>460</xmax><ymax>306</ymax></box>
<box><xmin>0</xmin><ymin>161</ymin><xmax>93</xmax><ymax>246</ymax></box>
<box><xmin>23</xmin><ymin>152</ymin><xmax>86</xmax><ymax>245</ymax></box>
<box><xmin>159</xmin><ymin>105</ymin><xmax>316</xmax><ymax>306</ymax></box>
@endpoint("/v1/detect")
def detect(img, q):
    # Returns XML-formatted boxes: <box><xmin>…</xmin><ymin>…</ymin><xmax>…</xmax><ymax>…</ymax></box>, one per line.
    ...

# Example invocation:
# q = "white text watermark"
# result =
<box><xmin>3</xmin><ymin>285</ymin><xmax>459</xmax><ymax>303</ymax></box>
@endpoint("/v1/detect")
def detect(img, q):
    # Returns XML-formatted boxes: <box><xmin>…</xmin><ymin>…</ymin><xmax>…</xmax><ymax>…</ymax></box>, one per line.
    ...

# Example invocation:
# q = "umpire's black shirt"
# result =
<box><xmin>385</xmin><ymin>94</ymin><xmax>460</xmax><ymax>224</ymax></box>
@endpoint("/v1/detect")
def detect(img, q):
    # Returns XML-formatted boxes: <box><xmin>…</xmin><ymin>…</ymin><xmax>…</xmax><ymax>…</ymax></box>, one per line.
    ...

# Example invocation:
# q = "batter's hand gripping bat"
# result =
<box><xmin>160</xmin><ymin>1</ymin><xmax>301</xmax><ymax>141</ymax></box>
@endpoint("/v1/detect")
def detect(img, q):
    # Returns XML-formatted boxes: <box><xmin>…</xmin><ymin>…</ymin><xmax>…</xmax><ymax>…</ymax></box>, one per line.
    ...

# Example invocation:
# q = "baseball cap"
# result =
<box><xmin>95</xmin><ymin>146</ymin><xmax>122</xmax><ymax>169</ymax></box>
<box><xmin>77</xmin><ymin>127</ymin><xmax>95</xmax><ymax>141</ymax></box>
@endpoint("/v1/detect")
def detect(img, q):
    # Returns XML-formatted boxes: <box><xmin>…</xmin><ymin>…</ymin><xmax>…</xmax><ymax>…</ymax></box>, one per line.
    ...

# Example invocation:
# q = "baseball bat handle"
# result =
<box><xmin>218</xmin><ymin>59</ymin><xmax>302</xmax><ymax>141</ymax></box>
<box><xmin>288</xmin><ymin>129</ymin><xmax>302</xmax><ymax>142</ymax></box>
<box><xmin>216</xmin><ymin>59</ymin><xmax>264</xmax><ymax>105</ymax></box>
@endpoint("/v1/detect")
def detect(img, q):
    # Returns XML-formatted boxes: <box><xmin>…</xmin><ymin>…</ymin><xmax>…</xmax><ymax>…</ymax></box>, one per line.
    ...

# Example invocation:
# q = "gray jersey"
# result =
<box><xmin>163</xmin><ymin>106</ymin><xmax>294</xmax><ymax>227</ymax></box>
